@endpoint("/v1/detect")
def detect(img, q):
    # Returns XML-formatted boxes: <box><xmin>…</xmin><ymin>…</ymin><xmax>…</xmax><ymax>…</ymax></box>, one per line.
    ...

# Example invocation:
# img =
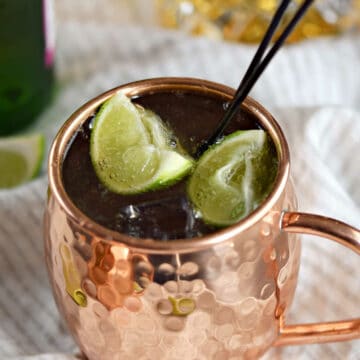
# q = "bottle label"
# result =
<box><xmin>43</xmin><ymin>0</ymin><xmax>55</xmax><ymax>68</ymax></box>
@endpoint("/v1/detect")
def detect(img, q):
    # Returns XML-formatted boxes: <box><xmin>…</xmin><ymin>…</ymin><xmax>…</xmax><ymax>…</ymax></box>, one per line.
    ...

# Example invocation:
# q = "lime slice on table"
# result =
<box><xmin>0</xmin><ymin>134</ymin><xmax>45</xmax><ymax>189</ymax></box>
<box><xmin>188</xmin><ymin>130</ymin><xmax>278</xmax><ymax>226</ymax></box>
<box><xmin>90</xmin><ymin>91</ymin><xmax>194</xmax><ymax>194</ymax></box>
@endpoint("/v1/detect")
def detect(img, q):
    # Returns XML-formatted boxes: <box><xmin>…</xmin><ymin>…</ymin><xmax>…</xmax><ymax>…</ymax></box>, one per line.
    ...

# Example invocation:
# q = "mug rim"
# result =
<box><xmin>48</xmin><ymin>77</ymin><xmax>290</xmax><ymax>253</ymax></box>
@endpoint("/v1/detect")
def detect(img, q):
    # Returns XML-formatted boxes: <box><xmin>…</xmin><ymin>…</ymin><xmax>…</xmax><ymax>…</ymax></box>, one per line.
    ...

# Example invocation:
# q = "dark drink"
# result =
<box><xmin>62</xmin><ymin>90</ymin><xmax>277</xmax><ymax>240</ymax></box>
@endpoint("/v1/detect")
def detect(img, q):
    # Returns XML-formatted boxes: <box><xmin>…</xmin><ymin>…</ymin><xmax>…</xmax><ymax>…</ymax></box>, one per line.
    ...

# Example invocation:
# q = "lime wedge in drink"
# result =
<box><xmin>0</xmin><ymin>134</ymin><xmax>45</xmax><ymax>189</ymax></box>
<box><xmin>90</xmin><ymin>92</ymin><xmax>194</xmax><ymax>194</ymax></box>
<box><xmin>188</xmin><ymin>130</ymin><xmax>278</xmax><ymax>226</ymax></box>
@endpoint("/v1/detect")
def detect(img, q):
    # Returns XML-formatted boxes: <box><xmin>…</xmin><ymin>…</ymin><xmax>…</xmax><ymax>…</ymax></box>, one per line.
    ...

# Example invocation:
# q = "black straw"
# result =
<box><xmin>233</xmin><ymin>0</ymin><xmax>291</xmax><ymax>96</ymax></box>
<box><xmin>196</xmin><ymin>0</ymin><xmax>314</xmax><ymax>158</ymax></box>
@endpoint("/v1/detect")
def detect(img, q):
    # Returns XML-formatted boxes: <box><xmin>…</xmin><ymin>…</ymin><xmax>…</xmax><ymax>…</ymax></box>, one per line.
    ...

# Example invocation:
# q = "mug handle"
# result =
<box><xmin>274</xmin><ymin>211</ymin><xmax>360</xmax><ymax>346</ymax></box>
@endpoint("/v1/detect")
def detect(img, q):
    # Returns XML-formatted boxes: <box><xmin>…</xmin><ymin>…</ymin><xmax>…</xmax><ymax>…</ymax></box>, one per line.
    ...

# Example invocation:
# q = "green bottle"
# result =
<box><xmin>0</xmin><ymin>0</ymin><xmax>54</xmax><ymax>135</ymax></box>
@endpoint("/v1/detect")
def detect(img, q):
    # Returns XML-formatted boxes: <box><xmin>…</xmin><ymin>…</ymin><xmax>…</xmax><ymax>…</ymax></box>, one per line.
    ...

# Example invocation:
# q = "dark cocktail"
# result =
<box><xmin>62</xmin><ymin>84</ymin><xmax>277</xmax><ymax>240</ymax></box>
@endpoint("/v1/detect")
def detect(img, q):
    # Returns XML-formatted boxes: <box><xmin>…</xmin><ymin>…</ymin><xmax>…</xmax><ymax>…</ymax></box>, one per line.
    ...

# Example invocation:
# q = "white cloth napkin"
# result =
<box><xmin>0</xmin><ymin>15</ymin><xmax>359</xmax><ymax>360</ymax></box>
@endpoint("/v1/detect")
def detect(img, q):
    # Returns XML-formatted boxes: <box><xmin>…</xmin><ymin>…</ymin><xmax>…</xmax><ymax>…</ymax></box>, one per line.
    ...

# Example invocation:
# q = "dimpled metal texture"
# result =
<box><xmin>44</xmin><ymin>181</ymin><xmax>300</xmax><ymax>360</ymax></box>
<box><xmin>45</xmin><ymin>78</ymin><xmax>302</xmax><ymax>359</ymax></box>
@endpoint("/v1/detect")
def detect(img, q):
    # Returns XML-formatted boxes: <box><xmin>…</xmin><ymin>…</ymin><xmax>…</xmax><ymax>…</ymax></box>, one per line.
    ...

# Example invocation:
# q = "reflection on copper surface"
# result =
<box><xmin>87</xmin><ymin>240</ymin><xmax>154</xmax><ymax>310</ymax></box>
<box><xmin>60</xmin><ymin>243</ymin><xmax>87</xmax><ymax>307</ymax></box>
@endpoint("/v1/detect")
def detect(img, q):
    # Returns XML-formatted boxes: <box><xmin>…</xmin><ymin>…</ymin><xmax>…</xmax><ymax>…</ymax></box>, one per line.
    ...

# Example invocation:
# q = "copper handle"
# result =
<box><xmin>275</xmin><ymin>211</ymin><xmax>360</xmax><ymax>346</ymax></box>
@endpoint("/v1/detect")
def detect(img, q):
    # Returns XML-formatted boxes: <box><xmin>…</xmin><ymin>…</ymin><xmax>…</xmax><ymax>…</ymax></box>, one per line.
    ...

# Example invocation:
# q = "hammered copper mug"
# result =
<box><xmin>44</xmin><ymin>78</ymin><xmax>360</xmax><ymax>360</ymax></box>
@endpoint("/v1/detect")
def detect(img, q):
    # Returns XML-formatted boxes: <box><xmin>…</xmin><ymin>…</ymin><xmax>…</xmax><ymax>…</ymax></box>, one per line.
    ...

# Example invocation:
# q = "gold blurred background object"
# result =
<box><xmin>157</xmin><ymin>0</ymin><xmax>360</xmax><ymax>43</ymax></box>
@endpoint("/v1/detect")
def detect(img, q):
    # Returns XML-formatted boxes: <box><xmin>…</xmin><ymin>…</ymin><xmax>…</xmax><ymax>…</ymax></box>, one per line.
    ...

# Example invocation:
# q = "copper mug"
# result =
<box><xmin>45</xmin><ymin>78</ymin><xmax>360</xmax><ymax>360</ymax></box>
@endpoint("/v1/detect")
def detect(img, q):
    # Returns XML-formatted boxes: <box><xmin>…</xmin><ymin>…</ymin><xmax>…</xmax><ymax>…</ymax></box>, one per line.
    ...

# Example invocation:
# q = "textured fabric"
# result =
<box><xmin>0</xmin><ymin>7</ymin><xmax>359</xmax><ymax>360</ymax></box>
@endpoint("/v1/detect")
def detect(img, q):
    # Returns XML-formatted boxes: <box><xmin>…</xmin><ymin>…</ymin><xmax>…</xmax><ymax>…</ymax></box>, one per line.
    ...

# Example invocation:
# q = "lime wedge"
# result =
<box><xmin>0</xmin><ymin>134</ymin><xmax>45</xmax><ymax>189</ymax></box>
<box><xmin>90</xmin><ymin>92</ymin><xmax>194</xmax><ymax>194</ymax></box>
<box><xmin>188</xmin><ymin>130</ymin><xmax>278</xmax><ymax>226</ymax></box>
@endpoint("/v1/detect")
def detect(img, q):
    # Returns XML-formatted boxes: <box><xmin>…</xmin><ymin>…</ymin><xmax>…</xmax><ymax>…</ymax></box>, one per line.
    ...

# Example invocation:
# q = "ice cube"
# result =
<box><xmin>114</xmin><ymin>195</ymin><xmax>206</xmax><ymax>240</ymax></box>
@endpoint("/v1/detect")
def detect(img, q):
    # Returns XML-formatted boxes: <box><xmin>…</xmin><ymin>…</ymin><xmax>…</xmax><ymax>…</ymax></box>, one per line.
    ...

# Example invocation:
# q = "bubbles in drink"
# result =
<box><xmin>88</xmin><ymin>114</ymin><xmax>96</xmax><ymax>130</ymax></box>
<box><xmin>169</xmin><ymin>138</ymin><xmax>177</xmax><ymax>148</ymax></box>
<box><xmin>223</xmin><ymin>101</ymin><xmax>230</xmax><ymax>110</ymax></box>
<box><xmin>99</xmin><ymin>183</ymin><xmax>111</xmax><ymax>198</ymax></box>
<box><xmin>125</xmin><ymin>205</ymin><xmax>140</xmax><ymax>219</ymax></box>
<box><xmin>76</xmin><ymin>125</ymin><xmax>89</xmax><ymax>141</ymax></box>
<box><xmin>181</xmin><ymin>196</ymin><xmax>198</xmax><ymax>238</ymax></box>
<box><xmin>214</xmin><ymin>135</ymin><xmax>224</xmax><ymax>145</ymax></box>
